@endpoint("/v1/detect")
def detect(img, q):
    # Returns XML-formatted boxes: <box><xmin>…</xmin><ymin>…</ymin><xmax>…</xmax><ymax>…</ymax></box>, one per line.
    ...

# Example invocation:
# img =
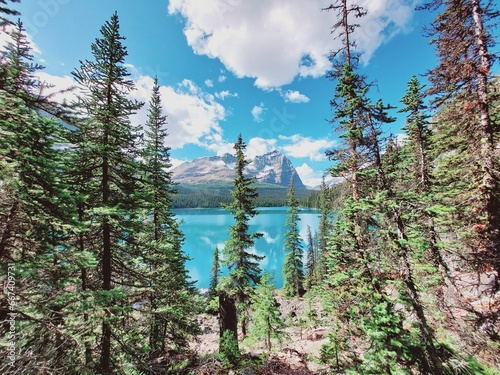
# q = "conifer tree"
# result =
<box><xmin>315</xmin><ymin>176</ymin><xmax>332</xmax><ymax>282</ymax></box>
<box><xmin>71</xmin><ymin>13</ymin><xmax>143</xmax><ymax>373</ymax></box>
<box><xmin>305</xmin><ymin>225</ymin><xmax>316</xmax><ymax>290</ymax></box>
<box><xmin>282</xmin><ymin>178</ymin><xmax>304</xmax><ymax>297</ymax></box>
<box><xmin>320</xmin><ymin>2</ymin><xmax>440</xmax><ymax>372</ymax></box>
<box><xmin>219</xmin><ymin>134</ymin><xmax>263</xmax><ymax>346</ymax></box>
<box><xmin>208</xmin><ymin>246</ymin><xmax>220</xmax><ymax>302</ymax></box>
<box><xmin>421</xmin><ymin>0</ymin><xmax>500</xmax><ymax>285</ymax></box>
<box><xmin>248</xmin><ymin>272</ymin><xmax>287</xmax><ymax>351</ymax></box>
<box><xmin>399</xmin><ymin>76</ymin><xmax>431</xmax><ymax>189</ymax></box>
<box><xmin>0</xmin><ymin>25</ymin><xmax>78</xmax><ymax>369</ymax></box>
<box><xmin>140</xmin><ymin>76</ymin><xmax>198</xmax><ymax>360</ymax></box>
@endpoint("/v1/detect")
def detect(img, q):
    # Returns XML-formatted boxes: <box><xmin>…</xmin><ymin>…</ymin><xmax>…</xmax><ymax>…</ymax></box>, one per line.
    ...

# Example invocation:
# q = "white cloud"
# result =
<box><xmin>26</xmin><ymin>64</ymin><xmax>228</xmax><ymax>155</ymax></box>
<box><xmin>129</xmin><ymin>75</ymin><xmax>226</xmax><ymax>150</ymax></box>
<box><xmin>296</xmin><ymin>163</ymin><xmax>344</xmax><ymax>188</ymax></box>
<box><xmin>394</xmin><ymin>132</ymin><xmax>407</xmax><ymax>146</ymax></box>
<box><xmin>0</xmin><ymin>24</ymin><xmax>41</xmax><ymax>55</ymax></box>
<box><xmin>168</xmin><ymin>0</ymin><xmax>417</xmax><ymax>89</ymax></box>
<box><xmin>171</xmin><ymin>158</ymin><xmax>186</xmax><ymax>168</ymax></box>
<box><xmin>204</xmin><ymin>79</ymin><xmax>214</xmax><ymax>87</ymax></box>
<box><xmin>202</xmin><ymin>132</ymin><xmax>234</xmax><ymax>155</ymax></box>
<box><xmin>35</xmin><ymin>72</ymin><xmax>77</xmax><ymax>104</ymax></box>
<box><xmin>218</xmin><ymin>74</ymin><xmax>227</xmax><ymax>83</ymax></box>
<box><xmin>215</xmin><ymin>90</ymin><xmax>238</xmax><ymax>100</ymax></box>
<box><xmin>279</xmin><ymin>134</ymin><xmax>336</xmax><ymax>161</ymax></box>
<box><xmin>296</xmin><ymin>163</ymin><xmax>324</xmax><ymax>188</ymax></box>
<box><xmin>247</xmin><ymin>137</ymin><xmax>277</xmax><ymax>159</ymax></box>
<box><xmin>283</xmin><ymin>90</ymin><xmax>310</xmax><ymax>103</ymax></box>
<box><xmin>251</xmin><ymin>102</ymin><xmax>266</xmax><ymax>122</ymax></box>
<box><xmin>261</xmin><ymin>231</ymin><xmax>279</xmax><ymax>244</ymax></box>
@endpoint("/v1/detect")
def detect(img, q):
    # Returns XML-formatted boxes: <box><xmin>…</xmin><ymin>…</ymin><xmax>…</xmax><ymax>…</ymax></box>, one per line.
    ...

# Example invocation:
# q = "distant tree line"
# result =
<box><xmin>172</xmin><ymin>181</ymin><xmax>324</xmax><ymax>208</ymax></box>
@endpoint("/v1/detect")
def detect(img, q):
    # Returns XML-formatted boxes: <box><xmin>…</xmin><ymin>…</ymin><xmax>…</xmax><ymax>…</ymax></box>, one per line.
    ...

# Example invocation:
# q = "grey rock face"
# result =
<box><xmin>172</xmin><ymin>150</ymin><xmax>306</xmax><ymax>189</ymax></box>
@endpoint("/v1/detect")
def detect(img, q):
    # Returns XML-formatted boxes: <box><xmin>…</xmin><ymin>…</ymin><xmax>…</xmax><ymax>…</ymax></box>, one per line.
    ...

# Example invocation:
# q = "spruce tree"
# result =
<box><xmin>0</xmin><ymin>17</ymin><xmax>80</xmax><ymax>372</ymax></box>
<box><xmin>399</xmin><ymin>76</ymin><xmax>431</xmax><ymax>189</ymax></box>
<box><xmin>248</xmin><ymin>272</ymin><xmax>287</xmax><ymax>351</ymax></box>
<box><xmin>140</xmin><ymin>76</ymin><xmax>198</xmax><ymax>360</ymax></box>
<box><xmin>305</xmin><ymin>225</ymin><xmax>316</xmax><ymax>290</ymax></box>
<box><xmin>209</xmin><ymin>246</ymin><xmax>220</xmax><ymax>297</ymax></box>
<box><xmin>320</xmin><ymin>2</ymin><xmax>437</xmax><ymax>372</ymax></box>
<box><xmin>71</xmin><ymin>13</ymin><xmax>143</xmax><ymax>373</ymax></box>
<box><xmin>282</xmin><ymin>178</ymin><xmax>304</xmax><ymax>297</ymax></box>
<box><xmin>315</xmin><ymin>176</ymin><xmax>332</xmax><ymax>282</ymax></box>
<box><xmin>219</xmin><ymin>134</ymin><xmax>263</xmax><ymax>347</ymax></box>
<box><xmin>421</xmin><ymin>0</ymin><xmax>500</xmax><ymax>285</ymax></box>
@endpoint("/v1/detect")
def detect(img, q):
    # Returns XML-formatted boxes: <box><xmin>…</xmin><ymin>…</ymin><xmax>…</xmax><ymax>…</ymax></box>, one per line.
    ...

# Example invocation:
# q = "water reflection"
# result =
<box><xmin>174</xmin><ymin>207</ymin><xmax>320</xmax><ymax>289</ymax></box>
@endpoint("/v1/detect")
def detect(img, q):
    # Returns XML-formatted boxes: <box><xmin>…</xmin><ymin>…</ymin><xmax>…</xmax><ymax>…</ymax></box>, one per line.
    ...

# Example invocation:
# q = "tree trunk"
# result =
<box><xmin>266</xmin><ymin>317</ymin><xmax>272</xmax><ymax>351</ymax></box>
<box><xmin>0</xmin><ymin>201</ymin><xmax>18</xmax><ymax>259</ymax></box>
<box><xmin>219</xmin><ymin>292</ymin><xmax>238</xmax><ymax>344</ymax></box>
<box><xmin>471</xmin><ymin>0</ymin><xmax>500</xmax><ymax>283</ymax></box>
<box><xmin>78</xmin><ymin>205</ymin><xmax>92</xmax><ymax>366</ymax></box>
<box><xmin>100</xmin><ymin>321</ymin><xmax>112</xmax><ymax>374</ymax></box>
<box><xmin>100</xmin><ymin>139</ymin><xmax>112</xmax><ymax>374</ymax></box>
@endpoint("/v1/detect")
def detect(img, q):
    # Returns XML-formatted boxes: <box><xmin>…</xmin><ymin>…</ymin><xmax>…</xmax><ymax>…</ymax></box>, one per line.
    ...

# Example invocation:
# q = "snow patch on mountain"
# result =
<box><xmin>172</xmin><ymin>150</ymin><xmax>307</xmax><ymax>189</ymax></box>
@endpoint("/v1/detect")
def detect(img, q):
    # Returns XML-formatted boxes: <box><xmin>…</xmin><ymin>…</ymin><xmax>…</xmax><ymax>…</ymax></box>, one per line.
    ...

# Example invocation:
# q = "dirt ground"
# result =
<box><xmin>189</xmin><ymin>293</ymin><xmax>330</xmax><ymax>374</ymax></box>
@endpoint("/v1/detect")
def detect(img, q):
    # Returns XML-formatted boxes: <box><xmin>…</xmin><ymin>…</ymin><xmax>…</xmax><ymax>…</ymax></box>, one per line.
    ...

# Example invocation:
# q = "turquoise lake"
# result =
<box><xmin>174</xmin><ymin>207</ymin><xmax>321</xmax><ymax>290</ymax></box>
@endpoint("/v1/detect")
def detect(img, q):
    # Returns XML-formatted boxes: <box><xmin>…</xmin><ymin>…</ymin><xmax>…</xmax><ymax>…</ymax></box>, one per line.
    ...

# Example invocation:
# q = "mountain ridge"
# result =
<box><xmin>172</xmin><ymin>150</ymin><xmax>307</xmax><ymax>189</ymax></box>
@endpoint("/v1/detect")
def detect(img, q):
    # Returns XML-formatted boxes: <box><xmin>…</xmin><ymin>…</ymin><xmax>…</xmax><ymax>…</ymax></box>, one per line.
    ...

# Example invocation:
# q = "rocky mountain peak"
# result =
<box><xmin>172</xmin><ymin>150</ymin><xmax>306</xmax><ymax>189</ymax></box>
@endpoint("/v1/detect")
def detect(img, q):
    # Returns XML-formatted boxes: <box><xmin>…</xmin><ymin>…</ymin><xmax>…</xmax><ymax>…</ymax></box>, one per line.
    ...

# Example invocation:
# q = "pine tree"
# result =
<box><xmin>208</xmin><ymin>246</ymin><xmax>220</xmax><ymax>305</ymax></box>
<box><xmin>0</xmin><ymin>17</ymin><xmax>80</xmax><ymax>372</ymax></box>
<box><xmin>320</xmin><ymin>2</ymin><xmax>438</xmax><ymax>372</ymax></box>
<box><xmin>421</xmin><ymin>0</ymin><xmax>500</xmax><ymax>285</ymax></box>
<box><xmin>282</xmin><ymin>178</ymin><xmax>304</xmax><ymax>297</ymax></box>
<box><xmin>139</xmin><ymin>76</ymin><xmax>198</xmax><ymax>362</ymax></box>
<box><xmin>71</xmin><ymin>13</ymin><xmax>143</xmax><ymax>373</ymax></box>
<box><xmin>305</xmin><ymin>225</ymin><xmax>316</xmax><ymax>290</ymax></box>
<box><xmin>399</xmin><ymin>76</ymin><xmax>431</xmax><ymax>189</ymax></box>
<box><xmin>248</xmin><ymin>272</ymin><xmax>287</xmax><ymax>351</ymax></box>
<box><xmin>315</xmin><ymin>176</ymin><xmax>332</xmax><ymax>282</ymax></box>
<box><xmin>219</xmin><ymin>134</ymin><xmax>263</xmax><ymax>348</ymax></box>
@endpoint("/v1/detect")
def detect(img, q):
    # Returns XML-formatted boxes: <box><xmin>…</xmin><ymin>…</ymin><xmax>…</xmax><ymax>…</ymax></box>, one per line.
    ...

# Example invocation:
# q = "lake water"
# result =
<box><xmin>174</xmin><ymin>207</ymin><xmax>321</xmax><ymax>289</ymax></box>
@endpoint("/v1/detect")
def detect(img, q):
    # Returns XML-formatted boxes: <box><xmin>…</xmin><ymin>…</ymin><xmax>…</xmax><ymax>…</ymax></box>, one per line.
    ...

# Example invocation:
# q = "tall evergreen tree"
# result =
<box><xmin>399</xmin><ymin>76</ymin><xmax>431</xmax><ymax>189</ymax></box>
<box><xmin>71</xmin><ymin>13</ymin><xmax>143</xmax><ymax>374</ymax></box>
<box><xmin>305</xmin><ymin>225</ymin><xmax>316</xmax><ymax>290</ymax></box>
<box><xmin>315</xmin><ymin>176</ymin><xmax>332</xmax><ymax>282</ymax></box>
<box><xmin>0</xmin><ymin>20</ymin><xmax>78</xmax><ymax>371</ymax></box>
<box><xmin>320</xmin><ymin>2</ymin><xmax>440</xmax><ymax>372</ymax></box>
<box><xmin>208</xmin><ymin>246</ymin><xmax>220</xmax><ymax>301</ymax></box>
<box><xmin>421</xmin><ymin>0</ymin><xmax>500</xmax><ymax>285</ymax></box>
<box><xmin>219</xmin><ymin>134</ymin><xmax>263</xmax><ymax>347</ymax></box>
<box><xmin>282</xmin><ymin>178</ymin><xmax>304</xmax><ymax>297</ymax></box>
<box><xmin>140</xmin><ymin>76</ymin><xmax>198</xmax><ymax>361</ymax></box>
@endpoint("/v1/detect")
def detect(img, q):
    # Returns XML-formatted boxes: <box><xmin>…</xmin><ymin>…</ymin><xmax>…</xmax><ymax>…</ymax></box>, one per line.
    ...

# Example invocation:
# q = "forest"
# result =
<box><xmin>172</xmin><ymin>181</ymin><xmax>320</xmax><ymax>208</ymax></box>
<box><xmin>0</xmin><ymin>0</ymin><xmax>499</xmax><ymax>374</ymax></box>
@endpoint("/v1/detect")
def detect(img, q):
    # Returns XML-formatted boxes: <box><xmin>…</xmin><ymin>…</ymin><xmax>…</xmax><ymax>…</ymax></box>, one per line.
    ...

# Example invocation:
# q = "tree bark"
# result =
<box><xmin>471</xmin><ymin>0</ymin><xmax>500</xmax><ymax>282</ymax></box>
<box><xmin>219</xmin><ymin>292</ymin><xmax>238</xmax><ymax>345</ymax></box>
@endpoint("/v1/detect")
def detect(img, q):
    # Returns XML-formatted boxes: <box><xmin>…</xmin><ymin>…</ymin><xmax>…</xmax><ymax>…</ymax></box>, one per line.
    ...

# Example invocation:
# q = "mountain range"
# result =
<box><xmin>172</xmin><ymin>150</ymin><xmax>307</xmax><ymax>190</ymax></box>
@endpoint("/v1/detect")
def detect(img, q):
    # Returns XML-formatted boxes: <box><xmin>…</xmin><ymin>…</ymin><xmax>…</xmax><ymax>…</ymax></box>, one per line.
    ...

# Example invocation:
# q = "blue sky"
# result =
<box><xmin>6</xmin><ymin>0</ymin><xmax>441</xmax><ymax>187</ymax></box>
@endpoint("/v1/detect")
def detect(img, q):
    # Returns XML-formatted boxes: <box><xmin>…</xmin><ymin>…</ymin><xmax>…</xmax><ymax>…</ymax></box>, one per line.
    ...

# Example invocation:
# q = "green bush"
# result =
<box><xmin>217</xmin><ymin>330</ymin><xmax>240</xmax><ymax>368</ymax></box>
